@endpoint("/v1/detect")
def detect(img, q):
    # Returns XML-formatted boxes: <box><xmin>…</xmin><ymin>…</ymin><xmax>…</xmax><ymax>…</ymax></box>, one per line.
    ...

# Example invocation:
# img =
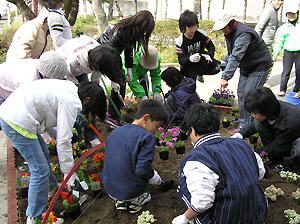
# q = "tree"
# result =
<box><xmin>165</xmin><ymin>0</ymin><xmax>168</xmax><ymax>19</ymax></box>
<box><xmin>262</xmin><ymin>0</ymin><xmax>267</xmax><ymax>10</ymax></box>
<box><xmin>63</xmin><ymin>0</ymin><xmax>79</xmax><ymax>26</ymax></box>
<box><xmin>134</xmin><ymin>0</ymin><xmax>137</xmax><ymax>13</ymax></box>
<box><xmin>194</xmin><ymin>0</ymin><xmax>202</xmax><ymax>20</ymax></box>
<box><xmin>154</xmin><ymin>0</ymin><xmax>158</xmax><ymax>20</ymax></box>
<box><xmin>179</xmin><ymin>0</ymin><xmax>182</xmax><ymax>14</ymax></box>
<box><xmin>207</xmin><ymin>0</ymin><xmax>212</xmax><ymax>20</ymax></box>
<box><xmin>92</xmin><ymin>0</ymin><xmax>108</xmax><ymax>34</ymax></box>
<box><xmin>108</xmin><ymin>0</ymin><xmax>114</xmax><ymax>21</ymax></box>
<box><xmin>243</xmin><ymin>0</ymin><xmax>247</xmax><ymax>23</ymax></box>
<box><xmin>82</xmin><ymin>0</ymin><xmax>87</xmax><ymax>19</ymax></box>
<box><xmin>7</xmin><ymin>0</ymin><xmax>35</xmax><ymax>20</ymax></box>
<box><xmin>223</xmin><ymin>0</ymin><xmax>226</xmax><ymax>9</ymax></box>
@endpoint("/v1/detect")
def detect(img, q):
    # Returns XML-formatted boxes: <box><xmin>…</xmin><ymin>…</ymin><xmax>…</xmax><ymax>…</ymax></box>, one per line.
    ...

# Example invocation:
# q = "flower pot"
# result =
<box><xmin>179</xmin><ymin>132</ymin><xmax>188</xmax><ymax>141</ymax></box>
<box><xmin>92</xmin><ymin>189</ymin><xmax>103</xmax><ymax>199</ymax></box>
<box><xmin>66</xmin><ymin>206</ymin><xmax>81</xmax><ymax>220</ymax></box>
<box><xmin>155</xmin><ymin>138</ymin><xmax>160</xmax><ymax>146</ymax></box>
<box><xmin>159</xmin><ymin>151</ymin><xmax>169</xmax><ymax>160</ymax></box>
<box><xmin>222</xmin><ymin>121</ymin><xmax>230</xmax><ymax>128</ymax></box>
<box><xmin>249</xmin><ymin>136</ymin><xmax>259</xmax><ymax>144</ymax></box>
<box><xmin>213</xmin><ymin>105</ymin><xmax>233</xmax><ymax>114</ymax></box>
<box><xmin>17</xmin><ymin>187</ymin><xmax>28</xmax><ymax>198</ymax></box>
<box><xmin>175</xmin><ymin>146</ymin><xmax>185</xmax><ymax>155</ymax></box>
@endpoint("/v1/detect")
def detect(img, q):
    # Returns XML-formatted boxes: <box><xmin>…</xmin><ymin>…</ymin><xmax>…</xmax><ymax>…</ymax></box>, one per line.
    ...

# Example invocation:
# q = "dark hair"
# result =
<box><xmin>39</xmin><ymin>0</ymin><xmax>63</xmax><ymax>9</ymax></box>
<box><xmin>111</xmin><ymin>10</ymin><xmax>155</xmax><ymax>56</ymax></box>
<box><xmin>161</xmin><ymin>67</ymin><xmax>183</xmax><ymax>88</ymax></box>
<box><xmin>227</xmin><ymin>19</ymin><xmax>236</xmax><ymax>30</ymax></box>
<box><xmin>244</xmin><ymin>87</ymin><xmax>280</xmax><ymax>119</ymax></box>
<box><xmin>182</xmin><ymin>103</ymin><xmax>220</xmax><ymax>135</ymax></box>
<box><xmin>179</xmin><ymin>10</ymin><xmax>199</xmax><ymax>33</ymax></box>
<box><xmin>88</xmin><ymin>43</ymin><xmax>124</xmax><ymax>86</ymax></box>
<box><xmin>135</xmin><ymin>99</ymin><xmax>169</xmax><ymax>125</ymax></box>
<box><xmin>78</xmin><ymin>81</ymin><xmax>107</xmax><ymax>120</ymax></box>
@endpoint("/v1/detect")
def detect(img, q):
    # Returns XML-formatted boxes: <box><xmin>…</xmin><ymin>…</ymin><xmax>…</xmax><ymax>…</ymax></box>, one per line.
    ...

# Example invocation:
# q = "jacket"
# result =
<box><xmin>0</xmin><ymin>79</ymin><xmax>82</xmax><ymax>174</ymax></box>
<box><xmin>255</xmin><ymin>1</ymin><xmax>280</xmax><ymax>45</ymax></box>
<box><xmin>6</xmin><ymin>8</ymin><xmax>51</xmax><ymax>61</ymax></box>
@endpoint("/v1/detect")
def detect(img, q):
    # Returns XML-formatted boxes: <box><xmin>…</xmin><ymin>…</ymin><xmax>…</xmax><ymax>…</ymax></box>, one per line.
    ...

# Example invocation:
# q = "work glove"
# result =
<box><xmin>231</xmin><ymin>133</ymin><xmax>243</xmax><ymax>139</ymax></box>
<box><xmin>76</xmin><ymin>114</ymin><xmax>88</xmax><ymax>127</ymax></box>
<box><xmin>153</xmin><ymin>92</ymin><xmax>163</xmax><ymax>103</ymax></box>
<box><xmin>111</xmin><ymin>81</ymin><xmax>120</xmax><ymax>92</ymax></box>
<box><xmin>140</xmin><ymin>96</ymin><xmax>148</xmax><ymax>101</ymax></box>
<box><xmin>149</xmin><ymin>170</ymin><xmax>162</xmax><ymax>185</ymax></box>
<box><xmin>172</xmin><ymin>213</ymin><xmax>191</xmax><ymax>224</ymax></box>
<box><xmin>126</xmin><ymin>68</ymin><xmax>133</xmax><ymax>82</ymax></box>
<box><xmin>220</xmin><ymin>60</ymin><xmax>227</xmax><ymax>71</ymax></box>
<box><xmin>201</xmin><ymin>54</ymin><xmax>212</xmax><ymax>62</ymax></box>
<box><xmin>64</xmin><ymin>173</ymin><xmax>80</xmax><ymax>191</ymax></box>
<box><xmin>189</xmin><ymin>53</ymin><xmax>201</xmax><ymax>63</ymax></box>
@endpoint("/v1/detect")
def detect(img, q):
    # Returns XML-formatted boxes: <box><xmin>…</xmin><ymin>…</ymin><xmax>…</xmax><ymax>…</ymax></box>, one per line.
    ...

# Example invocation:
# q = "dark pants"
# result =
<box><xmin>280</xmin><ymin>50</ymin><xmax>300</xmax><ymax>92</ymax></box>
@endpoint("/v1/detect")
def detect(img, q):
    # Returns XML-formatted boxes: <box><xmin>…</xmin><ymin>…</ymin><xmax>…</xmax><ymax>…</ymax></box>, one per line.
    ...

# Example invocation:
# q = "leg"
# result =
<box><xmin>138</xmin><ymin>74</ymin><xmax>149</xmax><ymax>98</ymax></box>
<box><xmin>166</xmin><ymin>95</ymin><xmax>177</xmax><ymax>112</ymax></box>
<box><xmin>293</xmin><ymin>51</ymin><xmax>300</xmax><ymax>92</ymax></box>
<box><xmin>280</xmin><ymin>50</ymin><xmax>294</xmax><ymax>92</ymax></box>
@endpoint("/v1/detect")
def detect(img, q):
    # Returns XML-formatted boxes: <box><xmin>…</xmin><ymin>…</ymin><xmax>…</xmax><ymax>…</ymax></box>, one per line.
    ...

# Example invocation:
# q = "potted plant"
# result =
<box><xmin>39</xmin><ymin>211</ymin><xmax>62</xmax><ymax>224</ymax></box>
<box><xmin>16</xmin><ymin>166</ymin><xmax>30</xmax><ymax>198</ymax></box>
<box><xmin>179</xmin><ymin>129</ymin><xmax>188</xmax><ymax>141</ymax></box>
<box><xmin>222</xmin><ymin>116</ymin><xmax>230</xmax><ymax>128</ymax></box>
<box><xmin>156</xmin><ymin>144</ymin><xmax>173</xmax><ymax>160</ymax></box>
<box><xmin>249</xmin><ymin>133</ymin><xmax>259</xmax><ymax>144</ymax></box>
<box><xmin>93</xmin><ymin>151</ymin><xmax>105</xmax><ymax>171</ymax></box>
<box><xmin>234</xmin><ymin>112</ymin><xmax>240</xmax><ymax>121</ymax></box>
<box><xmin>48</xmin><ymin>140</ymin><xmax>57</xmax><ymax>156</ymax></box>
<box><xmin>173</xmin><ymin>141</ymin><xmax>185</xmax><ymax>154</ymax></box>
<box><xmin>51</xmin><ymin>163</ymin><xmax>60</xmax><ymax>180</ymax></box>
<box><xmin>232</xmin><ymin>107</ymin><xmax>239</xmax><ymax>116</ymax></box>
<box><xmin>89</xmin><ymin>174</ymin><xmax>104</xmax><ymax>198</ymax></box>
<box><xmin>208</xmin><ymin>89</ymin><xmax>235</xmax><ymax>113</ymax></box>
<box><xmin>63</xmin><ymin>194</ymin><xmax>81</xmax><ymax>220</ymax></box>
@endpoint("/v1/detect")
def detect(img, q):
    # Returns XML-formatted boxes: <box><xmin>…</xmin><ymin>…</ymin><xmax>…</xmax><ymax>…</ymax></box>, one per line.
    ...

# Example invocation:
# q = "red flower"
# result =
<box><xmin>67</xmin><ymin>195</ymin><xmax>75</xmax><ymax>204</ymax></box>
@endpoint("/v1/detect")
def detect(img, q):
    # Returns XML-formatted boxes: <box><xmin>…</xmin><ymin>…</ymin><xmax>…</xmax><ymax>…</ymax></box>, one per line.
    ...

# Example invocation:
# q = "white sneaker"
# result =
<box><xmin>54</xmin><ymin>218</ymin><xmax>64</xmax><ymax>224</ymax></box>
<box><xmin>27</xmin><ymin>217</ymin><xmax>36</xmax><ymax>224</ymax></box>
<box><xmin>90</xmin><ymin>138</ymin><xmax>101</xmax><ymax>147</ymax></box>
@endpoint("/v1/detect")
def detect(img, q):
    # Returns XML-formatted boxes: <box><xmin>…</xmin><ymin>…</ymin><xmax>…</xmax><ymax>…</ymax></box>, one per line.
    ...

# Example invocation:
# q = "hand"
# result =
<box><xmin>201</xmin><ymin>54</ymin><xmax>212</xmax><ymax>62</ymax></box>
<box><xmin>111</xmin><ymin>81</ymin><xmax>120</xmax><ymax>92</ymax></box>
<box><xmin>272</xmin><ymin>54</ymin><xmax>277</xmax><ymax>62</ymax></box>
<box><xmin>220</xmin><ymin>79</ymin><xmax>228</xmax><ymax>89</ymax></box>
<box><xmin>189</xmin><ymin>53</ymin><xmax>201</xmax><ymax>63</ymax></box>
<box><xmin>126</xmin><ymin>68</ymin><xmax>133</xmax><ymax>82</ymax></box>
<box><xmin>64</xmin><ymin>173</ymin><xmax>80</xmax><ymax>191</ymax></box>
<box><xmin>149</xmin><ymin>170</ymin><xmax>162</xmax><ymax>185</ymax></box>
<box><xmin>153</xmin><ymin>92</ymin><xmax>163</xmax><ymax>103</ymax></box>
<box><xmin>231</xmin><ymin>133</ymin><xmax>243</xmax><ymax>139</ymax></box>
<box><xmin>220</xmin><ymin>60</ymin><xmax>227</xmax><ymax>71</ymax></box>
<box><xmin>172</xmin><ymin>214</ymin><xmax>190</xmax><ymax>224</ymax></box>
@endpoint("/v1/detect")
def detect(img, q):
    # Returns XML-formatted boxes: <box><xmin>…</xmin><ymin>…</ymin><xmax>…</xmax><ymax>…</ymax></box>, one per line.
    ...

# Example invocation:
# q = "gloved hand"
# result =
<box><xmin>220</xmin><ymin>60</ymin><xmax>227</xmax><ymax>71</ymax></box>
<box><xmin>76</xmin><ymin>114</ymin><xmax>86</xmax><ymax>126</ymax></box>
<box><xmin>231</xmin><ymin>133</ymin><xmax>243</xmax><ymax>139</ymax></box>
<box><xmin>149</xmin><ymin>170</ymin><xmax>162</xmax><ymax>185</ymax></box>
<box><xmin>111</xmin><ymin>81</ymin><xmax>120</xmax><ymax>92</ymax></box>
<box><xmin>153</xmin><ymin>92</ymin><xmax>163</xmax><ymax>102</ymax></box>
<box><xmin>64</xmin><ymin>173</ymin><xmax>80</xmax><ymax>191</ymax></box>
<box><xmin>201</xmin><ymin>54</ymin><xmax>212</xmax><ymax>62</ymax></box>
<box><xmin>272</xmin><ymin>54</ymin><xmax>277</xmax><ymax>62</ymax></box>
<box><xmin>189</xmin><ymin>53</ymin><xmax>201</xmax><ymax>63</ymax></box>
<box><xmin>126</xmin><ymin>68</ymin><xmax>133</xmax><ymax>82</ymax></box>
<box><xmin>172</xmin><ymin>213</ymin><xmax>191</xmax><ymax>224</ymax></box>
<box><xmin>140</xmin><ymin>96</ymin><xmax>148</xmax><ymax>101</ymax></box>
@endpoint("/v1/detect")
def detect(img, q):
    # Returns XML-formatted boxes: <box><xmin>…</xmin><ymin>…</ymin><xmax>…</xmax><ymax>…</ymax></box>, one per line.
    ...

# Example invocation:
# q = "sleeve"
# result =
<box><xmin>239</xmin><ymin>122</ymin><xmax>258</xmax><ymax>139</ymax></box>
<box><xmin>176</xmin><ymin>35</ymin><xmax>191</xmax><ymax>71</ymax></box>
<box><xmin>254</xmin><ymin>9</ymin><xmax>270</xmax><ymax>37</ymax></box>
<box><xmin>150</xmin><ymin>59</ymin><xmax>162</xmax><ymax>93</ymax></box>
<box><xmin>48</xmin><ymin>12</ymin><xmax>69</xmax><ymax>49</ymax></box>
<box><xmin>272</xmin><ymin>26</ymin><xmax>284</xmax><ymax>59</ymax></box>
<box><xmin>15</xmin><ymin>26</ymin><xmax>38</xmax><ymax>59</ymax></box>
<box><xmin>253</xmin><ymin>151</ymin><xmax>266</xmax><ymax>180</ymax></box>
<box><xmin>205</xmin><ymin>37</ymin><xmax>216</xmax><ymax>58</ymax></box>
<box><xmin>183</xmin><ymin>161</ymin><xmax>220</xmax><ymax>213</ymax></box>
<box><xmin>221</xmin><ymin>32</ymin><xmax>252</xmax><ymax>81</ymax></box>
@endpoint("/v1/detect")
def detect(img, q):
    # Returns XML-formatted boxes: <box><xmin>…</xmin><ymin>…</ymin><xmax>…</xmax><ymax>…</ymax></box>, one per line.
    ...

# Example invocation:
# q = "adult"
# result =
<box><xmin>0</xmin><ymin>80</ymin><xmax>107</xmax><ymax>224</ymax></box>
<box><xmin>213</xmin><ymin>10</ymin><xmax>272</xmax><ymax>128</ymax></box>
<box><xmin>232</xmin><ymin>87</ymin><xmax>300</xmax><ymax>168</ymax></box>
<box><xmin>6</xmin><ymin>7</ymin><xmax>51</xmax><ymax>61</ymax></box>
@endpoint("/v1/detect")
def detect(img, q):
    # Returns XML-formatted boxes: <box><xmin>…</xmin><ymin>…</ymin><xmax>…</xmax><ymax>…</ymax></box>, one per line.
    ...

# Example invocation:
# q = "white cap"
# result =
<box><xmin>285</xmin><ymin>3</ymin><xmax>299</xmax><ymax>14</ymax></box>
<box><xmin>212</xmin><ymin>10</ymin><xmax>233</xmax><ymax>30</ymax></box>
<box><xmin>139</xmin><ymin>46</ymin><xmax>159</xmax><ymax>70</ymax></box>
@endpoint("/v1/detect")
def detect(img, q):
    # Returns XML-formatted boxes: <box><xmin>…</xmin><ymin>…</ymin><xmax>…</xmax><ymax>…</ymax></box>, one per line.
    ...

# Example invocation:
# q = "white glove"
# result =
<box><xmin>126</xmin><ymin>68</ymin><xmax>133</xmax><ymax>82</ymax></box>
<box><xmin>111</xmin><ymin>81</ymin><xmax>120</xmax><ymax>92</ymax></box>
<box><xmin>140</xmin><ymin>96</ymin><xmax>148</xmax><ymax>101</ymax></box>
<box><xmin>153</xmin><ymin>92</ymin><xmax>163</xmax><ymax>102</ymax></box>
<box><xmin>64</xmin><ymin>173</ymin><xmax>80</xmax><ymax>191</ymax></box>
<box><xmin>189</xmin><ymin>53</ymin><xmax>200</xmax><ymax>63</ymax></box>
<box><xmin>201</xmin><ymin>54</ymin><xmax>212</xmax><ymax>62</ymax></box>
<box><xmin>148</xmin><ymin>170</ymin><xmax>162</xmax><ymax>185</ymax></box>
<box><xmin>231</xmin><ymin>133</ymin><xmax>243</xmax><ymax>139</ymax></box>
<box><xmin>172</xmin><ymin>214</ymin><xmax>191</xmax><ymax>224</ymax></box>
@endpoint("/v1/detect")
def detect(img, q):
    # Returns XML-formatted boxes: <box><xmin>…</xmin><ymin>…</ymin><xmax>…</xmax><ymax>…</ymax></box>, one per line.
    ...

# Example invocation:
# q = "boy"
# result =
<box><xmin>100</xmin><ymin>99</ymin><xmax>169</xmax><ymax>213</ymax></box>
<box><xmin>172</xmin><ymin>103</ymin><xmax>266</xmax><ymax>224</ymax></box>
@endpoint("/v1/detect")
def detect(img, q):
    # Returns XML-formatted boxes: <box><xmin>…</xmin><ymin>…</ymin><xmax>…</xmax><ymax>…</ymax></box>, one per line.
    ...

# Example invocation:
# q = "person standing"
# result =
<box><xmin>213</xmin><ymin>10</ymin><xmax>272</xmax><ymax>128</ymax></box>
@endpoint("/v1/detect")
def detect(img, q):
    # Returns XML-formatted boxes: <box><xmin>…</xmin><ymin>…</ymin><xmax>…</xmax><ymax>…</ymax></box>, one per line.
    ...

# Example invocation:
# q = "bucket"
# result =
<box><xmin>284</xmin><ymin>92</ymin><xmax>300</xmax><ymax>107</ymax></box>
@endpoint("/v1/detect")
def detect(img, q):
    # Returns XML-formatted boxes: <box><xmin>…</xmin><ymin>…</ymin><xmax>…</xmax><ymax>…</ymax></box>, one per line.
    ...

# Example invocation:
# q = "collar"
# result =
<box><xmin>194</xmin><ymin>132</ymin><xmax>221</xmax><ymax>148</ymax></box>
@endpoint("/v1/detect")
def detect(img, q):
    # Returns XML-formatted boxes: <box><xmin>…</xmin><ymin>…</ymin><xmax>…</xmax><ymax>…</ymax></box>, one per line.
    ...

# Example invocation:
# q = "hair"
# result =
<box><xmin>178</xmin><ymin>10</ymin><xmax>199</xmax><ymax>33</ymax></box>
<box><xmin>244</xmin><ymin>87</ymin><xmax>280</xmax><ymax>119</ymax></box>
<box><xmin>111</xmin><ymin>10</ymin><xmax>155</xmax><ymax>57</ymax></box>
<box><xmin>161</xmin><ymin>67</ymin><xmax>183</xmax><ymax>88</ymax></box>
<box><xmin>39</xmin><ymin>0</ymin><xmax>63</xmax><ymax>9</ymax></box>
<box><xmin>77</xmin><ymin>81</ymin><xmax>107</xmax><ymax>120</ymax></box>
<box><xmin>182</xmin><ymin>103</ymin><xmax>220</xmax><ymax>135</ymax></box>
<box><xmin>227</xmin><ymin>19</ymin><xmax>236</xmax><ymax>30</ymax></box>
<box><xmin>88</xmin><ymin>43</ymin><xmax>124</xmax><ymax>86</ymax></box>
<box><xmin>135</xmin><ymin>99</ymin><xmax>169</xmax><ymax>125</ymax></box>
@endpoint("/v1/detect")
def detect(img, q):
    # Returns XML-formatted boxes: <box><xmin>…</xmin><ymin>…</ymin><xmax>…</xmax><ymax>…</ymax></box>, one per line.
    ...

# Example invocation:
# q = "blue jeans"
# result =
<box><xmin>0</xmin><ymin>118</ymin><xmax>58</xmax><ymax>219</ymax></box>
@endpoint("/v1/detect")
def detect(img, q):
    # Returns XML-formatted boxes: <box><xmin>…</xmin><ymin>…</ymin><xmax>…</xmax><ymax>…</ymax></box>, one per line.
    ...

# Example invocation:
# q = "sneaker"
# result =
<box><xmin>115</xmin><ymin>200</ymin><xmax>128</xmax><ymax>211</ymax></box>
<box><xmin>197</xmin><ymin>75</ymin><xmax>204</xmax><ymax>83</ymax></box>
<box><xmin>54</xmin><ymin>218</ymin><xmax>64</xmax><ymax>224</ymax></box>
<box><xmin>105</xmin><ymin>112</ymin><xmax>123</xmax><ymax>127</ymax></box>
<box><xmin>278</xmin><ymin>91</ymin><xmax>286</xmax><ymax>97</ymax></box>
<box><xmin>128</xmin><ymin>193</ymin><xmax>151</xmax><ymax>214</ymax></box>
<box><xmin>263</xmin><ymin>83</ymin><xmax>271</xmax><ymax>88</ymax></box>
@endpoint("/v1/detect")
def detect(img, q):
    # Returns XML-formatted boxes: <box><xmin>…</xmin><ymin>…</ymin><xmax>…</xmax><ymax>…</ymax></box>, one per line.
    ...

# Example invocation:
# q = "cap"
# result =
<box><xmin>38</xmin><ymin>51</ymin><xmax>67</xmax><ymax>79</ymax></box>
<box><xmin>139</xmin><ymin>46</ymin><xmax>159</xmax><ymax>70</ymax></box>
<box><xmin>212</xmin><ymin>10</ymin><xmax>233</xmax><ymax>30</ymax></box>
<box><xmin>285</xmin><ymin>3</ymin><xmax>299</xmax><ymax>14</ymax></box>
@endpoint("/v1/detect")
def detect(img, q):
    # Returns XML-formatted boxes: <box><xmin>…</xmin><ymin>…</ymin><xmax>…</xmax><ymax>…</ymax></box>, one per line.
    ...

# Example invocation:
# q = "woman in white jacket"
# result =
<box><xmin>0</xmin><ymin>80</ymin><xmax>106</xmax><ymax>223</ymax></box>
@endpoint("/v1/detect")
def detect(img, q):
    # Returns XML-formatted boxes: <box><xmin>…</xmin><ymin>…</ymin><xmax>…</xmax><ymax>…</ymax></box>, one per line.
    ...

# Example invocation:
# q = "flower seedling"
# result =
<box><xmin>222</xmin><ymin>116</ymin><xmax>230</xmax><ymax>122</ymax></box>
<box><xmin>284</xmin><ymin>209</ymin><xmax>300</xmax><ymax>224</ymax></box>
<box><xmin>89</xmin><ymin>174</ymin><xmax>103</xmax><ymax>191</ymax></box>
<box><xmin>16</xmin><ymin>172</ymin><xmax>30</xmax><ymax>188</ymax></box>
<box><xmin>173</xmin><ymin>141</ymin><xmax>185</xmax><ymax>147</ymax></box>
<box><xmin>264</xmin><ymin>184</ymin><xmax>284</xmax><ymax>201</ymax></box>
<box><xmin>292</xmin><ymin>188</ymin><xmax>300</xmax><ymax>203</ymax></box>
<box><xmin>280</xmin><ymin>171</ymin><xmax>300</xmax><ymax>182</ymax></box>
<box><xmin>137</xmin><ymin>210</ymin><xmax>157</xmax><ymax>224</ymax></box>
<box><xmin>52</xmin><ymin>164</ymin><xmax>60</xmax><ymax>180</ymax></box>
<box><xmin>63</xmin><ymin>194</ymin><xmax>79</xmax><ymax>213</ymax></box>
<box><xmin>259</xmin><ymin>151</ymin><xmax>270</xmax><ymax>165</ymax></box>
<box><xmin>93</xmin><ymin>151</ymin><xmax>105</xmax><ymax>167</ymax></box>
<box><xmin>208</xmin><ymin>88</ymin><xmax>235</xmax><ymax>106</ymax></box>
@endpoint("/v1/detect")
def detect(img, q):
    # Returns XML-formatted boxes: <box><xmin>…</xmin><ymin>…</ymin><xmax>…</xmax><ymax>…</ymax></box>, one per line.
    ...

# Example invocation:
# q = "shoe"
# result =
<box><xmin>105</xmin><ymin>112</ymin><xmax>123</xmax><ymax>127</ymax></box>
<box><xmin>263</xmin><ymin>83</ymin><xmax>271</xmax><ymax>88</ymax></box>
<box><xmin>54</xmin><ymin>218</ymin><xmax>64</xmax><ymax>224</ymax></box>
<box><xmin>115</xmin><ymin>200</ymin><xmax>128</xmax><ymax>211</ymax></box>
<box><xmin>197</xmin><ymin>75</ymin><xmax>204</xmax><ymax>83</ymax></box>
<box><xmin>128</xmin><ymin>193</ymin><xmax>151</xmax><ymax>214</ymax></box>
<box><xmin>278</xmin><ymin>91</ymin><xmax>286</xmax><ymax>97</ymax></box>
<box><xmin>27</xmin><ymin>217</ymin><xmax>37</xmax><ymax>224</ymax></box>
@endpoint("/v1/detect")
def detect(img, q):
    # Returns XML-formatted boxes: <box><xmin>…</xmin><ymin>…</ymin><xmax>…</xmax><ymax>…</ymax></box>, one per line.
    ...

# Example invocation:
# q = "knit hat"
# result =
<box><xmin>139</xmin><ymin>46</ymin><xmax>159</xmax><ymax>70</ymax></box>
<box><xmin>212</xmin><ymin>10</ymin><xmax>233</xmax><ymax>30</ymax></box>
<box><xmin>38</xmin><ymin>51</ymin><xmax>67</xmax><ymax>79</ymax></box>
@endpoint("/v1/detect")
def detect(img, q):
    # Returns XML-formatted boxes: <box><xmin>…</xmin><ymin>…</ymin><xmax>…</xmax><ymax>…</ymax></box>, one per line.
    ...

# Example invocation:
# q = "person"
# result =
<box><xmin>232</xmin><ymin>87</ymin><xmax>300</xmax><ymax>168</ymax></box>
<box><xmin>213</xmin><ymin>10</ymin><xmax>272</xmax><ymax>128</ymax></box>
<box><xmin>100</xmin><ymin>99</ymin><xmax>169</xmax><ymax>214</ymax></box>
<box><xmin>6</xmin><ymin>7</ymin><xmax>51</xmax><ymax>61</ymax></box>
<box><xmin>0</xmin><ymin>51</ymin><xmax>67</xmax><ymax>99</ymax></box>
<box><xmin>97</xmin><ymin>10</ymin><xmax>155</xmax><ymax>127</ymax></box>
<box><xmin>272</xmin><ymin>4</ymin><xmax>300</xmax><ymax>96</ymax></box>
<box><xmin>172</xmin><ymin>103</ymin><xmax>267</xmax><ymax>224</ymax></box>
<box><xmin>175</xmin><ymin>10</ymin><xmax>220</xmax><ymax>84</ymax></box>
<box><xmin>0</xmin><ymin>80</ymin><xmax>107</xmax><ymax>224</ymax></box>
<box><xmin>127</xmin><ymin>45</ymin><xmax>163</xmax><ymax>101</ymax></box>
<box><xmin>161</xmin><ymin>66</ymin><xmax>201</xmax><ymax>122</ymax></box>
<box><xmin>39</xmin><ymin>0</ymin><xmax>72</xmax><ymax>50</ymax></box>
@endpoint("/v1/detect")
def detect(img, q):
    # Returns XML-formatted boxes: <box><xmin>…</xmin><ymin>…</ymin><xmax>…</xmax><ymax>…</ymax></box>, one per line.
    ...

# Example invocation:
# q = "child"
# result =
<box><xmin>175</xmin><ymin>10</ymin><xmax>220</xmax><ymax>83</ymax></box>
<box><xmin>172</xmin><ymin>103</ymin><xmax>267</xmax><ymax>224</ymax></box>
<box><xmin>161</xmin><ymin>67</ymin><xmax>201</xmax><ymax>122</ymax></box>
<box><xmin>100</xmin><ymin>99</ymin><xmax>169</xmax><ymax>213</ymax></box>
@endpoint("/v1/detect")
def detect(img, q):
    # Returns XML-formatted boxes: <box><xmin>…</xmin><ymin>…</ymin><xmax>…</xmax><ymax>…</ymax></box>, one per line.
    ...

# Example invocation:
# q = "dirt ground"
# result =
<box><xmin>15</xmin><ymin>104</ymin><xmax>300</xmax><ymax>224</ymax></box>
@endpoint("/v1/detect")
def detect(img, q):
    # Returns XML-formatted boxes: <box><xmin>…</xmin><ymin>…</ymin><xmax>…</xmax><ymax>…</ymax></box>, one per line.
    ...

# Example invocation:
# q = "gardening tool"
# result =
<box><xmin>159</xmin><ymin>180</ymin><xmax>175</xmax><ymax>192</ymax></box>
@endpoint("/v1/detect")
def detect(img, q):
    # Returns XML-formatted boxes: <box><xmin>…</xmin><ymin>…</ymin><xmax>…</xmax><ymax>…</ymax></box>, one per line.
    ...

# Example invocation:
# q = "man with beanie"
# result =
<box><xmin>213</xmin><ymin>10</ymin><xmax>272</xmax><ymax>128</ymax></box>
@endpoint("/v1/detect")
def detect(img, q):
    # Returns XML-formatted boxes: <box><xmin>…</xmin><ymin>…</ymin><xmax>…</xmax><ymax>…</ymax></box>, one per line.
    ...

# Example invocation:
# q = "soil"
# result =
<box><xmin>15</xmin><ymin>103</ymin><xmax>300</xmax><ymax>224</ymax></box>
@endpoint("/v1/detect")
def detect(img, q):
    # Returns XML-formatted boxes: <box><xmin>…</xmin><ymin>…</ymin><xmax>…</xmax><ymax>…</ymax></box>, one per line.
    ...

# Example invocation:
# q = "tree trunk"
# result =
<box><xmin>262</xmin><ymin>0</ymin><xmax>267</xmax><ymax>9</ymax></box>
<box><xmin>207</xmin><ymin>0</ymin><xmax>212</xmax><ymax>20</ymax></box>
<box><xmin>114</xmin><ymin>1</ymin><xmax>123</xmax><ymax>19</ymax></box>
<box><xmin>108</xmin><ymin>0</ymin><xmax>113</xmax><ymax>21</ymax></box>
<box><xmin>134</xmin><ymin>0</ymin><xmax>137</xmax><ymax>13</ymax></box>
<box><xmin>223</xmin><ymin>0</ymin><xmax>226</xmax><ymax>9</ymax></box>
<box><xmin>6</xmin><ymin>1</ymin><xmax>12</xmax><ymax>27</ymax></box>
<box><xmin>154</xmin><ymin>0</ymin><xmax>158</xmax><ymax>20</ymax></box>
<box><xmin>165</xmin><ymin>0</ymin><xmax>168</xmax><ymax>20</ymax></box>
<box><xmin>7</xmin><ymin>0</ymin><xmax>35</xmax><ymax>20</ymax></box>
<box><xmin>179</xmin><ymin>0</ymin><xmax>182</xmax><ymax>14</ymax></box>
<box><xmin>243</xmin><ymin>0</ymin><xmax>247</xmax><ymax>23</ymax></box>
<box><xmin>92</xmin><ymin>0</ymin><xmax>108</xmax><ymax>34</ymax></box>
<box><xmin>199</xmin><ymin>0</ymin><xmax>202</xmax><ymax>20</ymax></box>
<box><xmin>82</xmin><ymin>0</ymin><xmax>87</xmax><ymax>19</ymax></box>
<box><xmin>280</xmin><ymin>5</ymin><xmax>283</xmax><ymax>24</ymax></box>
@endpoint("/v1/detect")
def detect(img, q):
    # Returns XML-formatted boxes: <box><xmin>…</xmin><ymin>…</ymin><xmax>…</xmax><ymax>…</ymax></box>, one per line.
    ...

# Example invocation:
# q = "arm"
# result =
<box><xmin>272</xmin><ymin>27</ymin><xmax>285</xmax><ymax>60</ymax></box>
<box><xmin>150</xmin><ymin>58</ymin><xmax>162</xmax><ymax>93</ymax></box>
<box><xmin>175</xmin><ymin>35</ymin><xmax>191</xmax><ymax>71</ymax></box>
<box><xmin>239</xmin><ymin>122</ymin><xmax>258</xmax><ymax>139</ymax></box>
<box><xmin>254</xmin><ymin>9</ymin><xmax>270</xmax><ymax>37</ymax></box>
<box><xmin>205</xmin><ymin>37</ymin><xmax>216</xmax><ymax>58</ymax></box>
